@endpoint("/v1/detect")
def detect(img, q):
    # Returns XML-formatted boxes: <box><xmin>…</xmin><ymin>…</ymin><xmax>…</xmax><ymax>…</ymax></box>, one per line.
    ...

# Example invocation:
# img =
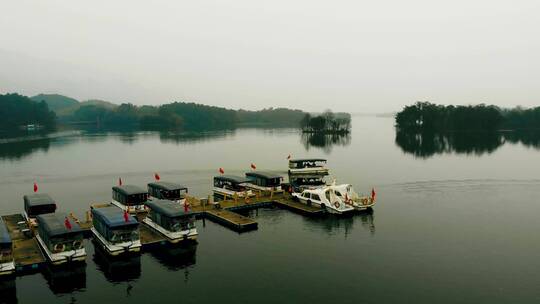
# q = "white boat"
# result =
<box><xmin>143</xmin><ymin>199</ymin><xmax>197</xmax><ymax>243</ymax></box>
<box><xmin>23</xmin><ymin>193</ymin><xmax>57</xmax><ymax>227</ymax></box>
<box><xmin>288</xmin><ymin>158</ymin><xmax>329</xmax><ymax>176</ymax></box>
<box><xmin>329</xmin><ymin>183</ymin><xmax>376</xmax><ymax>211</ymax></box>
<box><xmin>91</xmin><ymin>206</ymin><xmax>141</xmax><ymax>256</ymax></box>
<box><xmin>147</xmin><ymin>181</ymin><xmax>188</xmax><ymax>204</ymax></box>
<box><xmin>292</xmin><ymin>186</ymin><xmax>355</xmax><ymax>214</ymax></box>
<box><xmin>213</xmin><ymin>175</ymin><xmax>254</xmax><ymax>199</ymax></box>
<box><xmin>35</xmin><ymin>213</ymin><xmax>86</xmax><ymax>265</ymax></box>
<box><xmin>111</xmin><ymin>185</ymin><xmax>148</xmax><ymax>213</ymax></box>
<box><xmin>0</xmin><ymin>217</ymin><xmax>15</xmax><ymax>276</ymax></box>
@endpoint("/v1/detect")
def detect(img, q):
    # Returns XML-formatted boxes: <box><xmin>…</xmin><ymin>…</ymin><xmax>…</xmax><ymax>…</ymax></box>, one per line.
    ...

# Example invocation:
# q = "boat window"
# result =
<box><xmin>49</xmin><ymin>234</ymin><xmax>84</xmax><ymax>252</ymax></box>
<box><xmin>334</xmin><ymin>191</ymin><xmax>342</xmax><ymax>197</ymax></box>
<box><xmin>302</xmin><ymin>192</ymin><xmax>310</xmax><ymax>198</ymax></box>
<box><xmin>311</xmin><ymin>194</ymin><xmax>321</xmax><ymax>201</ymax></box>
<box><xmin>325</xmin><ymin>190</ymin><xmax>331</xmax><ymax>202</ymax></box>
<box><xmin>169</xmin><ymin>217</ymin><xmax>194</xmax><ymax>232</ymax></box>
<box><xmin>110</xmin><ymin>228</ymin><xmax>139</xmax><ymax>244</ymax></box>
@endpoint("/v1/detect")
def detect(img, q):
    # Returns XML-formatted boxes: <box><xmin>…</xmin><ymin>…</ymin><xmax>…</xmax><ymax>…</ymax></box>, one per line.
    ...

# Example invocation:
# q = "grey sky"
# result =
<box><xmin>1</xmin><ymin>0</ymin><xmax>539</xmax><ymax>112</ymax></box>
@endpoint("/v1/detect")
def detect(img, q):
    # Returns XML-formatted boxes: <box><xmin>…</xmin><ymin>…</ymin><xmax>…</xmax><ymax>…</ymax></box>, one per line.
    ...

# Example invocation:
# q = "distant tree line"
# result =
<box><xmin>395</xmin><ymin>101</ymin><xmax>540</xmax><ymax>131</ymax></box>
<box><xmin>300</xmin><ymin>111</ymin><xmax>351</xmax><ymax>134</ymax></box>
<box><xmin>0</xmin><ymin>93</ymin><xmax>56</xmax><ymax>131</ymax></box>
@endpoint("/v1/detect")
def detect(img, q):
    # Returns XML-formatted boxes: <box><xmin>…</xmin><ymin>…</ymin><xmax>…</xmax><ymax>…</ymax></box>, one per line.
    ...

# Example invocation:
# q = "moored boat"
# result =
<box><xmin>147</xmin><ymin>181</ymin><xmax>188</xmax><ymax>204</ymax></box>
<box><xmin>213</xmin><ymin>175</ymin><xmax>254</xmax><ymax>199</ymax></box>
<box><xmin>292</xmin><ymin>186</ymin><xmax>355</xmax><ymax>214</ymax></box>
<box><xmin>329</xmin><ymin>184</ymin><xmax>376</xmax><ymax>211</ymax></box>
<box><xmin>90</xmin><ymin>206</ymin><xmax>141</xmax><ymax>256</ymax></box>
<box><xmin>35</xmin><ymin>213</ymin><xmax>86</xmax><ymax>265</ymax></box>
<box><xmin>288</xmin><ymin>158</ymin><xmax>329</xmax><ymax>176</ymax></box>
<box><xmin>0</xmin><ymin>217</ymin><xmax>15</xmax><ymax>276</ymax></box>
<box><xmin>111</xmin><ymin>185</ymin><xmax>148</xmax><ymax>213</ymax></box>
<box><xmin>23</xmin><ymin>193</ymin><xmax>57</xmax><ymax>227</ymax></box>
<box><xmin>143</xmin><ymin>199</ymin><xmax>197</xmax><ymax>243</ymax></box>
<box><xmin>244</xmin><ymin>171</ymin><xmax>284</xmax><ymax>193</ymax></box>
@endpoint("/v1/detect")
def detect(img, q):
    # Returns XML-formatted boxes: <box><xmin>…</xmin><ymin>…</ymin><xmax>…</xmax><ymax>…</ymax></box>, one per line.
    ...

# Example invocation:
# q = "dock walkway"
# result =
<box><xmin>2</xmin><ymin>214</ymin><xmax>45</xmax><ymax>272</ymax></box>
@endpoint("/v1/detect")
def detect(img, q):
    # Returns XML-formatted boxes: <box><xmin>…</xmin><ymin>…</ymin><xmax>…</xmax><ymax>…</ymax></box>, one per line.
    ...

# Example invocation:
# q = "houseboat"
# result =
<box><xmin>23</xmin><ymin>193</ymin><xmax>57</xmax><ymax>227</ymax></box>
<box><xmin>292</xmin><ymin>186</ymin><xmax>354</xmax><ymax>214</ymax></box>
<box><xmin>111</xmin><ymin>185</ymin><xmax>148</xmax><ymax>213</ymax></box>
<box><xmin>0</xmin><ymin>217</ymin><xmax>15</xmax><ymax>276</ymax></box>
<box><xmin>288</xmin><ymin>174</ymin><xmax>328</xmax><ymax>192</ymax></box>
<box><xmin>213</xmin><ymin>175</ymin><xmax>254</xmax><ymax>199</ymax></box>
<box><xmin>288</xmin><ymin>158</ymin><xmax>329</xmax><ymax>175</ymax></box>
<box><xmin>148</xmin><ymin>181</ymin><xmax>188</xmax><ymax>204</ymax></box>
<box><xmin>91</xmin><ymin>206</ymin><xmax>141</xmax><ymax>256</ymax></box>
<box><xmin>143</xmin><ymin>199</ymin><xmax>197</xmax><ymax>243</ymax></box>
<box><xmin>329</xmin><ymin>184</ymin><xmax>376</xmax><ymax>211</ymax></box>
<box><xmin>244</xmin><ymin>172</ymin><xmax>284</xmax><ymax>192</ymax></box>
<box><xmin>35</xmin><ymin>213</ymin><xmax>86</xmax><ymax>265</ymax></box>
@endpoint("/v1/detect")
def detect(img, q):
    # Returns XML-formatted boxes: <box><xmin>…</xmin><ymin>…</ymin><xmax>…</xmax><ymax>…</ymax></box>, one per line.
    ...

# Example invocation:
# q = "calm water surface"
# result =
<box><xmin>1</xmin><ymin>116</ymin><xmax>540</xmax><ymax>303</ymax></box>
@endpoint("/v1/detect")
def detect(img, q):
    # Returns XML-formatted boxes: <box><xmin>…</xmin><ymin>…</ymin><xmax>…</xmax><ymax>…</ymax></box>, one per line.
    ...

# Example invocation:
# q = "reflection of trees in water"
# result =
<box><xmin>159</xmin><ymin>130</ymin><xmax>235</xmax><ymax>144</ymax></box>
<box><xmin>0</xmin><ymin>138</ymin><xmax>51</xmax><ymax>160</ymax></box>
<box><xmin>395</xmin><ymin>129</ymin><xmax>540</xmax><ymax>158</ymax></box>
<box><xmin>301</xmin><ymin>133</ymin><xmax>351</xmax><ymax>154</ymax></box>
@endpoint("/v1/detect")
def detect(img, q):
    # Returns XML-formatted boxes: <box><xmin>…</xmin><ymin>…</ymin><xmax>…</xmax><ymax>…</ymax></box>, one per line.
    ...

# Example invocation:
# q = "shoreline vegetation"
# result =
<box><xmin>300</xmin><ymin>111</ymin><xmax>351</xmax><ymax>134</ymax></box>
<box><xmin>0</xmin><ymin>93</ymin><xmax>348</xmax><ymax>133</ymax></box>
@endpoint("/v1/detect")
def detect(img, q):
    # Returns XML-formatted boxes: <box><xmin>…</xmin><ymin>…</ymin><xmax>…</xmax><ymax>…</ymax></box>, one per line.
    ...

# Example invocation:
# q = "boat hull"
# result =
<box><xmin>142</xmin><ymin>218</ymin><xmax>198</xmax><ymax>244</ymax></box>
<box><xmin>0</xmin><ymin>261</ymin><xmax>15</xmax><ymax>276</ymax></box>
<box><xmin>91</xmin><ymin>228</ymin><xmax>141</xmax><ymax>256</ymax></box>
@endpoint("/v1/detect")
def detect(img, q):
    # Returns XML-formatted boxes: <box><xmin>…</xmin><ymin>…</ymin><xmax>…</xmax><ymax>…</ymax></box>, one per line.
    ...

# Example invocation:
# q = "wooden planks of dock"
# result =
<box><xmin>204</xmin><ymin>209</ymin><xmax>258</xmax><ymax>232</ymax></box>
<box><xmin>2</xmin><ymin>214</ymin><xmax>45</xmax><ymax>272</ymax></box>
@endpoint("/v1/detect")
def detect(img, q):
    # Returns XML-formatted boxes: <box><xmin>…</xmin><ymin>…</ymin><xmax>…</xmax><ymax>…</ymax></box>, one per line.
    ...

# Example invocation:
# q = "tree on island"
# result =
<box><xmin>300</xmin><ymin>110</ymin><xmax>351</xmax><ymax>134</ymax></box>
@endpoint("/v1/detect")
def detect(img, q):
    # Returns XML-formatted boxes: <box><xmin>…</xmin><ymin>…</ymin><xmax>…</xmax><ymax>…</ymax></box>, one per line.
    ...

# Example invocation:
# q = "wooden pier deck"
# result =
<box><xmin>2</xmin><ymin>214</ymin><xmax>45</xmax><ymax>272</ymax></box>
<box><xmin>204</xmin><ymin>209</ymin><xmax>258</xmax><ymax>232</ymax></box>
<box><xmin>273</xmin><ymin>198</ymin><xmax>323</xmax><ymax>215</ymax></box>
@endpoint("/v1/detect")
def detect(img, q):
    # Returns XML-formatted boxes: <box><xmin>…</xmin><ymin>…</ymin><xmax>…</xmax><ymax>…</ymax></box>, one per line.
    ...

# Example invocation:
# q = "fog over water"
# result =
<box><xmin>1</xmin><ymin>0</ymin><xmax>539</xmax><ymax>112</ymax></box>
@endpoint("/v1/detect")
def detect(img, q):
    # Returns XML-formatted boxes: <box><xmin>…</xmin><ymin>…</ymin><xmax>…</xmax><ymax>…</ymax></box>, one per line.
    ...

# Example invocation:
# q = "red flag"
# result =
<box><xmin>250</xmin><ymin>163</ymin><xmax>257</xmax><ymax>170</ymax></box>
<box><xmin>184</xmin><ymin>202</ymin><xmax>189</xmax><ymax>213</ymax></box>
<box><xmin>371</xmin><ymin>188</ymin><xmax>376</xmax><ymax>201</ymax></box>
<box><xmin>118</xmin><ymin>178</ymin><xmax>123</xmax><ymax>186</ymax></box>
<box><xmin>219</xmin><ymin>167</ymin><xmax>225</xmax><ymax>174</ymax></box>
<box><xmin>123</xmin><ymin>210</ymin><xmax>129</xmax><ymax>222</ymax></box>
<box><xmin>287</xmin><ymin>154</ymin><xmax>291</xmax><ymax>160</ymax></box>
<box><xmin>33</xmin><ymin>182</ymin><xmax>38</xmax><ymax>193</ymax></box>
<box><xmin>154</xmin><ymin>173</ymin><xmax>160</xmax><ymax>181</ymax></box>
<box><xmin>64</xmin><ymin>217</ymin><xmax>72</xmax><ymax>230</ymax></box>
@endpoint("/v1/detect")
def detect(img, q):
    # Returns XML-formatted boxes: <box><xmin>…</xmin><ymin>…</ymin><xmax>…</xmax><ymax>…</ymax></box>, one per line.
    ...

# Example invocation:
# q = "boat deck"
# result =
<box><xmin>273</xmin><ymin>198</ymin><xmax>324</xmax><ymax>214</ymax></box>
<box><xmin>1</xmin><ymin>214</ymin><xmax>45</xmax><ymax>272</ymax></box>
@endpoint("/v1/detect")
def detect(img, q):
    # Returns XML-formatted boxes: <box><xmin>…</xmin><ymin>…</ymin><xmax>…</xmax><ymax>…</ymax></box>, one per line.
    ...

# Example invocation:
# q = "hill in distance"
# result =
<box><xmin>30</xmin><ymin>94</ymin><xmax>117</xmax><ymax>117</ymax></box>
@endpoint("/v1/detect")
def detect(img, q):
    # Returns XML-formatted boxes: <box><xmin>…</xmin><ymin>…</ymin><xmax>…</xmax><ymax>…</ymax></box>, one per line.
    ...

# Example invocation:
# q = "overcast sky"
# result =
<box><xmin>0</xmin><ymin>0</ymin><xmax>539</xmax><ymax>112</ymax></box>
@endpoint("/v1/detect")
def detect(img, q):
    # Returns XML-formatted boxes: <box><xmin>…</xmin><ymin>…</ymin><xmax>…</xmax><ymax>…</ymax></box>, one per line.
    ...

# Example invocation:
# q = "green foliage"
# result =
<box><xmin>0</xmin><ymin>93</ymin><xmax>56</xmax><ymax>130</ymax></box>
<box><xmin>300</xmin><ymin>110</ymin><xmax>351</xmax><ymax>133</ymax></box>
<box><xmin>30</xmin><ymin>94</ymin><xmax>79</xmax><ymax>112</ymax></box>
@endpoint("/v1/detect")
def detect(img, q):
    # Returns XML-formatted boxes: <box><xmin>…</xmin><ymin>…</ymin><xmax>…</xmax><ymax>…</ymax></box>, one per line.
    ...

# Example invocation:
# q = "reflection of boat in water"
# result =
<box><xmin>150</xmin><ymin>243</ymin><xmax>197</xmax><ymax>272</ymax></box>
<box><xmin>304</xmin><ymin>209</ymin><xmax>375</xmax><ymax>235</ymax></box>
<box><xmin>93</xmin><ymin>241</ymin><xmax>141</xmax><ymax>283</ymax></box>
<box><xmin>42</xmin><ymin>263</ymin><xmax>86</xmax><ymax>295</ymax></box>
<box><xmin>0</xmin><ymin>276</ymin><xmax>17</xmax><ymax>303</ymax></box>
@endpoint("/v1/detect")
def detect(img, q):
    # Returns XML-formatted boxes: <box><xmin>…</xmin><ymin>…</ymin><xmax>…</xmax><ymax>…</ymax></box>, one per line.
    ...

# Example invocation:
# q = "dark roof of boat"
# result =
<box><xmin>214</xmin><ymin>175</ymin><xmax>250</xmax><ymax>184</ymax></box>
<box><xmin>91</xmin><ymin>206</ymin><xmax>138</xmax><ymax>228</ymax></box>
<box><xmin>23</xmin><ymin>193</ymin><xmax>56</xmax><ymax>208</ymax></box>
<box><xmin>289</xmin><ymin>158</ymin><xmax>327</xmax><ymax>163</ymax></box>
<box><xmin>37</xmin><ymin>212</ymin><xmax>83</xmax><ymax>237</ymax></box>
<box><xmin>112</xmin><ymin>185</ymin><xmax>147</xmax><ymax>196</ymax></box>
<box><xmin>145</xmin><ymin>199</ymin><xmax>193</xmax><ymax>217</ymax></box>
<box><xmin>148</xmin><ymin>181</ymin><xmax>188</xmax><ymax>191</ymax></box>
<box><xmin>245</xmin><ymin>171</ymin><xmax>283</xmax><ymax>180</ymax></box>
<box><xmin>0</xmin><ymin>217</ymin><xmax>11</xmax><ymax>245</ymax></box>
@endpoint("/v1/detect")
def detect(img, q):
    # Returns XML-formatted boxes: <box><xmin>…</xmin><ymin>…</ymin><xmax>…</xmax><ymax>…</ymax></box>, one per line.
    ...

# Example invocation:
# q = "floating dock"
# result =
<box><xmin>204</xmin><ymin>209</ymin><xmax>258</xmax><ymax>231</ymax></box>
<box><xmin>2</xmin><ymin>214</ymin><xmax>45</xmax><ymax>273</ymax></box>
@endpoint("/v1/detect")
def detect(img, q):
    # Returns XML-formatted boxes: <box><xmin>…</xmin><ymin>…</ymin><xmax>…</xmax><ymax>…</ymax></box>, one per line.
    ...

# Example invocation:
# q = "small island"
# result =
<box><xmin>300</xmin><ymin>111</ymin><xmax>351</xmax><ymax>134</ymax></box>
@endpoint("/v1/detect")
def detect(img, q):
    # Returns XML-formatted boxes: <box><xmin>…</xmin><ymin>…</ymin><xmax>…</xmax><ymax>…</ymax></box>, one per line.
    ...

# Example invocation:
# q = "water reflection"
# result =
<box><xmin>0</xmin><ymin>139</ymin><xmax>51</xmax><ymax>161</ymax></box>
<box><xmin>395</xmin><ymin>129</ymin><xmax>540</xmax><ymax>158</ymax></box>
<box><xmin>0</xmin><ymin>277</ymin><xmax>17</xmax><ymax>304</ymax></box>
<box><xmin>93</xmin><ymin>241</ymin><xmax>141</xmax><ymax>284</ymax></box>
<box><xmin>150</xmin><ymin>243</ymin><xmax>197</xmax><ymax>282</ymax></box>
<box><xmin>304</xmin><ymin>210</ymin><xmax>375</xmax><ymax>237</ymax></box>
<box><xmin>42</xmin><ymin>263</ymin><xmax>86</xmax><ymax>295</ymax></box>
<box><xmin>158</xmin><ymin>130</ymin><xmax>234</xmax><ymax>144</ymax></box>
<box><xmin>301</xmin><ymin>133</ymin><xmax>351</xmax><ymax>153</ymax></box>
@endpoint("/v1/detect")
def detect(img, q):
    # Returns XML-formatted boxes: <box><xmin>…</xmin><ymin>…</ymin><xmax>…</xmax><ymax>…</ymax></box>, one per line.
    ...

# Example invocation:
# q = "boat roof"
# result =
<box><xmin>289</xmin><ymin>158</ymin><xmax>327</xmax><ymax>163</ymax></box>
<box><xmin>24</xmin><ymin>193</ymin><xmax>56</xmax><ymax>208</ymax></box>
<box><xmin>0</xmin><ymin>217</ymin><xmax>11</xmax><ymax>245</ymax></box>
<box><xmin>148</xmin><ymin>181</ymin><xmax>188</xmax><ymax>192</ymax></box>
<box><xmin>37</xmin><ymin>212</ymin><xmax>83</xmax><ymax>237</ymax></box>
<box><xmin>112</xmin><ymin>185</ymin><xmax>148</xmax><ymax>196</ymax></box>
<box><xmin>145</xmin><ymin>199</ymin><xmax>193</xmax><ymax>217</ymax></box>
<box><xmin>245</xmin><ymin>171</ymin><xmax>283</xmax><ymax>180</ymax></box>
<box><xmin>214</xmin><ymin>175</ymin><xmax>250</xmax><ymax>184</ymax></box>
<box><xmin>92</xmin><ymin>206</ymin><xmax>138</xmax><ymax>228</ymax></box>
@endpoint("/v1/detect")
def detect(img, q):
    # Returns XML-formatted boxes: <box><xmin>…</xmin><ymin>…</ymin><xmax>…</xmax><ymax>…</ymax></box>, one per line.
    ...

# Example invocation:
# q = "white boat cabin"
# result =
<box><xmin>329</xmin><ymin>184</ymin><xmax>376</xmax><ymax>211</ymax></box>
<box><xmin>143</xmin><ymin>199</ymin><xmax>197</xmax><ymax>243</ymax></box>
<box><xmin>288</xmin><ymin>158</ymin><xmax>329</xmax><ymax>176</ymax></box>
<box><xmin>35</xmin><ymin>212</ymin><xmax>86</xmax><ymax>265</ymax></box>
<box><xmin>292</xmin><ymin>187</ymin><xmax>355</xmax><ymax>214</ymax></box>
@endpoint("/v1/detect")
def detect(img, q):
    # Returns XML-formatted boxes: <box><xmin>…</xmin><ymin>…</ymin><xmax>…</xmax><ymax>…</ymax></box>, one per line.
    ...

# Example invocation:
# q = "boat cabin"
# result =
<box><xmin>0</xmin><ymin>217</ymin><xmax>15</xmax><ymax>276</ymax></box>
<box><xmin>213</xmin><ymin>175</ymin><xmax>253</xmax><ymax>199</ymax></box>
<box><xmin>289</xmin><ymin>175</ymin><xmax>327</xmax><ymax>191</ymax></box>
<box><xmin>143</xmin><ymin>199</ymin><xmax>197</xmax><ymax>243</ymax></box>
<box><xmin>111</xmin><ymin>185</ymin><xmax>148</xmax><ymax>213</ymax></box>
<box><xmin>147</xmin><ymin>182</ymin><xmax>188</xmax><ymax>202</ymax></box>
<box><xmin>288</xmin><ymin>158</ymin><xmax>329</xmax><ymax>175</ymax></box>
<box><xmin>91</xmin><ymin>206</ymin><xmax>141</xmax><ymax>256</ymax></box>
<box><xmin>23</xmin><ymin>193</ymin><xmax>57</xmax><ymax>225</ymax></box>
<box><xmin>36</xmin><ymin>213</ymin><xmax>86</xmax><ymax>264</ymax></box>
<box><xmin>245</xmin><ymin>172</ymin><xmax>284</xmax><ymax>191</ymax></box>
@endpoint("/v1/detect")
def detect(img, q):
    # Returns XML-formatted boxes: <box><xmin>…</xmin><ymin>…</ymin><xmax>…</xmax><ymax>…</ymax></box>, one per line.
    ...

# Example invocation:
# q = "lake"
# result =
<box><xmin>1</xmin><ymin>116</ymin><xmax>540</xmax><ymax>304</ymax></box>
